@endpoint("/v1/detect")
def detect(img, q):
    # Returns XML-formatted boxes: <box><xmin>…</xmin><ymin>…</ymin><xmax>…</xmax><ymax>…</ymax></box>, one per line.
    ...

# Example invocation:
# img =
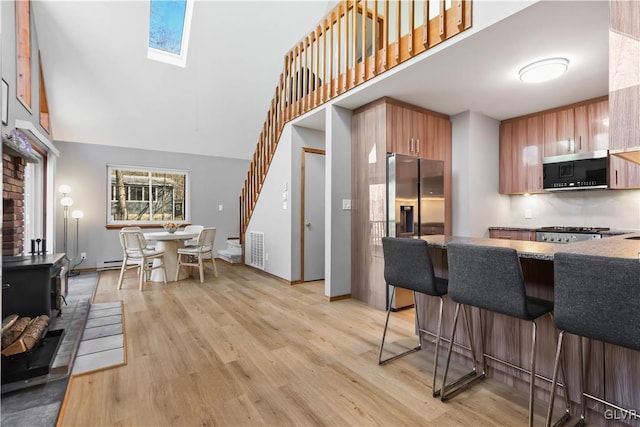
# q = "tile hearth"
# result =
<box><xmin>1</xmin><ymin>272</ymin><xmax>99</xmax><ymax>426</ymax></box>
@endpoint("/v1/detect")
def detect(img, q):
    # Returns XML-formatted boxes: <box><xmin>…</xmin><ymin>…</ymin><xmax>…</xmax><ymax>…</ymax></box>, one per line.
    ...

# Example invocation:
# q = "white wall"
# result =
<box><xmin>509</xmin><ymin>189</ymin><xmax>640</xmax><ymax>230</ymax></box>
<box><xmin>245</xmin><ymin>123</ymin><xmax>327</xmax><ymax>282</ymax></box>
<box><xmin>324</xmin><ymin>105</ymin><xmax>351</xmax><ymax>298</ymax></box>
<box><xmin>246</xmin><ymin>126</ymin><xmax>294</xmax><ymax>280</ymax></box>
<box><xmin>290</xmin><ymin>126</ymin><xmax>326</xmax><ymax>281</ymax></box>
<box><xmin>452</xmin><ymin>111</ymin><xmax>510</xmax><ymax>237</ymax></box>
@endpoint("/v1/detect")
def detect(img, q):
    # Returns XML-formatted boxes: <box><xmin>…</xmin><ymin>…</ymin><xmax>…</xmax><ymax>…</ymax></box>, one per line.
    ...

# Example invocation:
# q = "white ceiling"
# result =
<box><xmin>33</xmin><ymin>0</ymin><xmax>609</xmax><ymax>160</ymax></box>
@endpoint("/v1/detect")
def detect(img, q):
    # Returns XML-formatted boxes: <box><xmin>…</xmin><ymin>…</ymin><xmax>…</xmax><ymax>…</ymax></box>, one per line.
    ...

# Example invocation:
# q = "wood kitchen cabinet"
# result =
<box><xmin>386</xmin><ymin>102</ymin><xmax>442</xmax><ymax>157</ymax></box>
<box><xmin>609</xmin><ymin>155</ymin><xmax>640</xmax><ymax>189</ymax></box>
<box><xmin>609</xmin><ymin>1</ymin><xmax>640</xmax><ymax>167</ymax></box>
<box><xmin>351</xmin><ymin>97</ymin><xmax>451</xmax><ymax>310</ymax></box>
<box><xmin>499</xmin><ymin>115</ymin><xmax>543</xmax><ymax>194</ymax></box>
<box><xmin>489</xmin><ymin>229</ymin><xmax>536</xmax><ymax>241</ymax></box>
<box><xmin>543</xmin><ymin>97</ymin><xmax>609</xmax><ymax>157</ymax></box>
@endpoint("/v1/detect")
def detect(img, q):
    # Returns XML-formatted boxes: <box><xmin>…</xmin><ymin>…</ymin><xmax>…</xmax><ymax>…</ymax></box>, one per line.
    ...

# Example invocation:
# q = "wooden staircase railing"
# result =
<box><xmin>240</xmin><ymin>0</ymin><xmax>472</xmax><ymax>242</ymax></box>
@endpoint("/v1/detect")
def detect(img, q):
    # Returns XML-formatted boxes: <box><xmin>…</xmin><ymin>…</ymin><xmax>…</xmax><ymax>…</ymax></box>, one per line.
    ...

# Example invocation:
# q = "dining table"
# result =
<box><xmin>143</xmin><ymin>230</ymin><xmax>199</xmax><ymax>282</ymax></box>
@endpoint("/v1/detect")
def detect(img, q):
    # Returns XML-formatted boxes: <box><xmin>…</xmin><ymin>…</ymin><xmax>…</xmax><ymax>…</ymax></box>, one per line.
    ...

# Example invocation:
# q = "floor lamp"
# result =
<box><xmin>70</xmin><ymin>210</ymin><xmax>84</xmax><ymax>276</ymax></box>
<box><xmin>59</xmin><ymin>185</ymin><xmax>73</xmax><ymax>260</ymax></box>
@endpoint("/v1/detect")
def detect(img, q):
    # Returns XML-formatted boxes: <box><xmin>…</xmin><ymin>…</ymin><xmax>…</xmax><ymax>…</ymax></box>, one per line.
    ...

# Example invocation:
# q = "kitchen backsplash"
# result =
<box><xmin>509</xmin><ymin>189</ymin><xmax>640</xmax><ymax>230</ymax></box>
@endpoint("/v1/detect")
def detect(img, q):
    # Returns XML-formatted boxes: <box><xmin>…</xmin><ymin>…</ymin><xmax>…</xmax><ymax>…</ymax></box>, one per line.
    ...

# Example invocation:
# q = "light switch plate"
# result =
<box><xmin>218</xmin><ymin>204</ymin><xmax>223</xmax><ymax>211</ymax></box>
<box><xmin>525</xmin><ymin>208</ymin><xmax>532</xmax><ymax>219</ymax></box>
<box><xmin>342</xmin><ymin>199</ymin><xmax>351</xmax><ymax>210</ymax></box>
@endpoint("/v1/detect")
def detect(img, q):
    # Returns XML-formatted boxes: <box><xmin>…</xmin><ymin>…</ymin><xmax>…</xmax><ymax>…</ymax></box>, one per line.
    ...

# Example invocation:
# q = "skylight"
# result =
<box><xmin>147</xmin><ymin>0</ymin><xmax>194</xmax><ymax>67</ymax></box>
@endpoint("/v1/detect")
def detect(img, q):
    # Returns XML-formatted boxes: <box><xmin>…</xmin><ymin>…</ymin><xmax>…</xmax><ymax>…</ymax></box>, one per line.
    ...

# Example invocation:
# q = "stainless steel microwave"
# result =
<box><xmin>542</xmin><ymin>150</ymin><xmax>608</xmax><ymax>191</ymax></box>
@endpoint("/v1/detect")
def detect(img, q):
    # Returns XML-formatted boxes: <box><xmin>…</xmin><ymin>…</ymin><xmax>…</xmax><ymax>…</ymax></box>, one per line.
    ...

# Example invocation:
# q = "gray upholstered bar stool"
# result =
<box><xmin>380</xmin><ymin>237</ymin><xmax>474</xmax><ymax>397</ymax></box>
<box><xmin>442</xmin><ymin>243</ymin><xmax>571</xmax><ymax>427</ymax></box>
<box><xmin>547</xmin><ymin>253</ymin><xmax>640</xmax><ymax>427</ymax></box>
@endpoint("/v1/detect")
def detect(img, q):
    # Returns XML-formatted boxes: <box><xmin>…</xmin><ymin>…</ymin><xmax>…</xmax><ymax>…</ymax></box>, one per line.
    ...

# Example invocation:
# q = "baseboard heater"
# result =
<box><xmin>96</xmin><ymin>260</ymin><xmax>123</xmax><ymax>271</ymax></box>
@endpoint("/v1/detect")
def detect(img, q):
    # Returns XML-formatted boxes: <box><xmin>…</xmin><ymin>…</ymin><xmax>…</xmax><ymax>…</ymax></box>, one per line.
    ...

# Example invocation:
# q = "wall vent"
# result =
<box><xmin>248</xmin><ymin>231</ymin><xmax>265</xmax><ymax>270</ymax></box>
<box><xmin>97</xmin><ymin>259</ymin><xmax>123</xmax><ymax>271</ymax></box>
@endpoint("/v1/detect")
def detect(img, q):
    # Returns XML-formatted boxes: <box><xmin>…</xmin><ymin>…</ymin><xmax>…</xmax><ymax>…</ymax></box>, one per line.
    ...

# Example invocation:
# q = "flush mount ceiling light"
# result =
<box><xmin>519</xmin><ymin>58</ymin><xmax>569</xmax><ymax>83</ymax></box>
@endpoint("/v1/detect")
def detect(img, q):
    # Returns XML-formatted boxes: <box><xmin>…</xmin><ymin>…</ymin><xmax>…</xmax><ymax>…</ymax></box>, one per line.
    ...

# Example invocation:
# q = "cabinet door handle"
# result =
<box><xmin>416</xmin><ymin>139</ymin><xmax>420</xmax><ymax>153</ymax></box>
<box><xmin>578</xmin><ymin>135</ymin><xmax>582</xmax><ymax>151</ymax></box>
<box><xmin>616</xmin><ymin>170</ymin><xmax>618</xmax><ymax>186</ymax></box>
<box><xmin>498</xmin><ymin>235</ymin><xmax>513</xmax><ymax>239</ymax></box>
<box><xmin>2</xmin><ymin>283</ymin><xmax>10</xmax><ymax>290</ymax></box>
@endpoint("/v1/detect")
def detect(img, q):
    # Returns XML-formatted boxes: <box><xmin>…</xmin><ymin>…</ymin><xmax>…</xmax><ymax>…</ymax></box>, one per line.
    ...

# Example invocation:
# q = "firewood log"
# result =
<box><xmin>1</xmin><ymin>316</ymin><xmax>31</xmax><ymax>349</ymax></box>
<box><xmin>21</xmin><ymin>315</ymin><xmax>50</xmax><ymax>350</ymax></box>
<box><xmin>2</xmin><ymin>314</ymin><xmax>19</xmax><ymax>335</ymax></box>
<box><xmin>1</xmin><ymin>315</ymin><xmax>50</xmax><ymax>356</ymax></box>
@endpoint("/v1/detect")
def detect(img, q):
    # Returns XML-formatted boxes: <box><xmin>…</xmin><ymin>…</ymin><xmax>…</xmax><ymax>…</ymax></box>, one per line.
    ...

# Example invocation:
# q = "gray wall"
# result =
<box><xmin>55</xmin><ymin>141</ymin><xmax>248</xmax><ymax>269</ymax></box>
<box><xmin>451</xmin><ymin>111</ymin><xmax>510</xmax><ymax>237</ymax></box>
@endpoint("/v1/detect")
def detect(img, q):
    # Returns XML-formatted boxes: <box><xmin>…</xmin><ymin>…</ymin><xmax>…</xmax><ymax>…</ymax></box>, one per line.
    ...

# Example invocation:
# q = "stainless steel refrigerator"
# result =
<box><xmin>386</xmin><ymin>153</ymin><xmax>445</xmax><ymax>309</ymax></box>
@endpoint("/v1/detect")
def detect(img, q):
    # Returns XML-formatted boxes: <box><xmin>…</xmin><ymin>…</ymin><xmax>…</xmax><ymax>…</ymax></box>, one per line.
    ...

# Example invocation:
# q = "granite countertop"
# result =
<box><xmin>488</xmin><ymin>226</ymin><xmax>636</xmax><ymax>236</ymax></box>
<box><xmin>488</xmin><ymin>226</ymin><xmax>539</xmax><ymax>232</ymax></box>
<box><xmin>422</xmin><ymin>233</ymin><xmax>640</xmax><ymax>261</ymax></box>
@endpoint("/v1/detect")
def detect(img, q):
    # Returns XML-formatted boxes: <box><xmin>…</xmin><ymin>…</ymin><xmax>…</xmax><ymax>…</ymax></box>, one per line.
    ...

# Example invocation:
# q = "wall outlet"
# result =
<box><xmin>218</xmin><ymin>204</ymin><xmax>223</xmax><ymax>211</ymax></box>
<box><xmin>524</xmin><ymin>209</ymin><xmax>532</xmax><ymax>219</ymax></box>
<box><xmin>80</xmin><ymin>252</ymin><xmax>87</xmax><ymax>260</ymax></box>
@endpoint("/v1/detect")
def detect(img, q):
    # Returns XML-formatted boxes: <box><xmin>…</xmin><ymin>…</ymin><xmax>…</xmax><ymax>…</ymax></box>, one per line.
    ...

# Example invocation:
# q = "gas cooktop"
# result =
<box><xmin>536</xmin><ymin>226</ymin><xmax>610</xmax><ymax>243</ymax></box>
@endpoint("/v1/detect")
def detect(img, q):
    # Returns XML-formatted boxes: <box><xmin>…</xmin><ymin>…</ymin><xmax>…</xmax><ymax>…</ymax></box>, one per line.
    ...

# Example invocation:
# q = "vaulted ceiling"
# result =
<box><xmin>33</xmin><ymin>1</ymin><xmax>609</xmax><ymax>161</ymax></box>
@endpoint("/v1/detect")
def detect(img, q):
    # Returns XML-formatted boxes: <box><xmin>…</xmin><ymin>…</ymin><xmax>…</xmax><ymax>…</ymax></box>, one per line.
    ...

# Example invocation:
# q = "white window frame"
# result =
<box><xmin>146</xmin><ymin>0</ymin><xmax>194</xmax><ymax>68</ymax></box>
<box><xmin>106</xmin><ymin>164</ymin><xmax>190</xmax><ymax>226</ymax></box>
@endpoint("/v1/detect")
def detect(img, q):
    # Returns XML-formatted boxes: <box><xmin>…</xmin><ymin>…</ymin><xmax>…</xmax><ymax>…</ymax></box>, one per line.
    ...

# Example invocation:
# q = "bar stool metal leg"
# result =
<box><xmin>440</xmin><ymin>303</ymin><xmax>485</xmax><ymax>402</ymax></box>
<box><xmin>529</xmin><ymin>320</ymin><xmax>538</xmax><ymax>427</ymax></box>
<box><xmin>379</xmin><ymin>287</ymin><xmax>421</xmax><ymax>365</ymax></box>
<box><xmin>429</xmin><ymin>296</ymin><xmax>445</xmax><ymax>397</ymax></box>
<box><xmin>576</xmin><ymin>336</ymin><xmax>586</xmax><ymax>427</ymax></box>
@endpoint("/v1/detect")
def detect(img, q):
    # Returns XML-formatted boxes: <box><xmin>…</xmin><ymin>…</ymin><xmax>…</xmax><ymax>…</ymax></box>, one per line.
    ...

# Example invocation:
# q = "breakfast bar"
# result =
<box><xmin>416</xmin><ymin>233</ymin><xmax>640</xmax><ymax>421</ymax></box>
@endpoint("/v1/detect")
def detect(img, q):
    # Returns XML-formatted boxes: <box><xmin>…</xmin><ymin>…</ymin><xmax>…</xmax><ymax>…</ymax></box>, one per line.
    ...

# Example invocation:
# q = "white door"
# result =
<box><xmin>303</xmin><ymin>150</ymin><xmax>325</xmax><ymax>281</ymax></box>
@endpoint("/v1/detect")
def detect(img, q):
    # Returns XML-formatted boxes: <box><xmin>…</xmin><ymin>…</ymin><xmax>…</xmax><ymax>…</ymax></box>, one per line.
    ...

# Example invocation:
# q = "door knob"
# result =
<box><xmin>305</xmin><ymin>222</ymin><xmax>311</xmax><ymax>227</ymax></box>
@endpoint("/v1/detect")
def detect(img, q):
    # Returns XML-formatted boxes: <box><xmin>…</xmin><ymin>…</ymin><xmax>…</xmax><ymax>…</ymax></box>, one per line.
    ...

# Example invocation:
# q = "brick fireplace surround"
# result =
<box><xmin>3</xmin><ymin>152</ymin><xmax>26</xmax><ymax>257</ymax></box>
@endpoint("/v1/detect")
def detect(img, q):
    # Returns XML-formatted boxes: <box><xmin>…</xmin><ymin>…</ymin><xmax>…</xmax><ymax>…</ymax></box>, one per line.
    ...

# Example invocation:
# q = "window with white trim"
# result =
<box><xmin>147</xmin><ymin>0</ymin><xmax>194</xmax><ymax>68</ymax></box>
<box><xmin>107</xmin><ymin>165</ymin><xmax>190</xmax><ymax>225</ymax></box>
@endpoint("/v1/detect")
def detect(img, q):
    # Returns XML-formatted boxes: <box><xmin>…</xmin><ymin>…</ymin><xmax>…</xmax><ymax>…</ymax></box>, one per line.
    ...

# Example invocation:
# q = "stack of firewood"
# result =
<box><xmin>1</xmin><ymin>314</ymin><xmax>50</xmax><ymax>356</ymax></box>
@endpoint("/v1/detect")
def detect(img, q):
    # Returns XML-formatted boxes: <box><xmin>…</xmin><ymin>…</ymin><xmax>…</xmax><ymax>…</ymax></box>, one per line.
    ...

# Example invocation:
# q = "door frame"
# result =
<box><xmin>300</xmin><ymin>147</ymin><xmax>326</xmax><ymax>282</ymax></box>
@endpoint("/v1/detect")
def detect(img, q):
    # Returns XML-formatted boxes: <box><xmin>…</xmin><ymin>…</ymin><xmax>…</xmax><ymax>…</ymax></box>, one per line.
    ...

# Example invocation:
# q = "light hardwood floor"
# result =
<box><xmin>59</xmin><ymin>263</ymin><xmax>549</xmax><ymax>426</ymax></box>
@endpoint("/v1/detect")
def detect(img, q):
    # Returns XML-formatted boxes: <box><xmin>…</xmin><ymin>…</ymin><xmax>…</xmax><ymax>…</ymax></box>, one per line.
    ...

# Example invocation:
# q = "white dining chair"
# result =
<box><xmin>175</xmin><ymin>227</ymin><xmax>218</xmax><ymax>283</ymax></box>
<box><xmin>183</xmin><ymin>225</ymin><xmax>204</xmax><ymax>246</ymax></box>
<box><xmin>117</xmin><ymin>229</ymin><xmax>167</xmax><ymax>291</ymax></box>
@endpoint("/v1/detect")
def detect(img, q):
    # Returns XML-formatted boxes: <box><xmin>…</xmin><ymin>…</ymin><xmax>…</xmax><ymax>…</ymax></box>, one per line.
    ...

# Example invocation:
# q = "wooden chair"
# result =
<box><xmin>175</xmin><ymin>227</ymin><xmax>218</xmax><ymax>283</ymax></box>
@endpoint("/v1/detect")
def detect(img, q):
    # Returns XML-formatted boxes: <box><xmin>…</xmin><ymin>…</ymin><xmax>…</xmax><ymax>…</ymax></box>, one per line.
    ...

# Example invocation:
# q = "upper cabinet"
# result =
<box><xmin>499</xmin><ymin>115</ymin><xmax>543</xmax><ymax>194</ymax></box>
<box><xmin>609</xmin><ymin>0</ymin><xmax>640</xmax><ymax>163</ymax></box>
<box><xmin>543</xmin><ymin>97</ymin><xmax>609</xmax><ymax>157</ymax></box>
<box><xmin>501</xmin><ymin>95</ymin><xmax>640</xmax><ymax>192</ymax></box>
<box><xmin>385</xmin><ymin>102</ymin><xmax>449</xmax><ymax>159</ymax></box>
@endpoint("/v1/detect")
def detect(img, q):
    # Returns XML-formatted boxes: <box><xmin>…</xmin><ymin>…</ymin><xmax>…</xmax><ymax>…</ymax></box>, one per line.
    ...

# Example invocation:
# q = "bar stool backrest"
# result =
<box><xmin>554</xmin><ymin>252</ymin><xmax>640</xmax><ymax>352</ymax></box>
<box><xmin>381</xmin><ymin>237</ymin><xmax>444</xmax><ymax>296</ymax></box>
<box><xmin>447</xmin><ymin>243</ymin><xmax>528</xmax><ymax>319</ymax></box>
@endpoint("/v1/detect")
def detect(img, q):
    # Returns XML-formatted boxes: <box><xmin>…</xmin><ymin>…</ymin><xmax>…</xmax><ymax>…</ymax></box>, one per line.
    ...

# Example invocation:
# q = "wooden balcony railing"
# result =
<box><xmin>240</xmin><ymin>0</ymin><xmax>472</xmax><ymax>241</ymax></box>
